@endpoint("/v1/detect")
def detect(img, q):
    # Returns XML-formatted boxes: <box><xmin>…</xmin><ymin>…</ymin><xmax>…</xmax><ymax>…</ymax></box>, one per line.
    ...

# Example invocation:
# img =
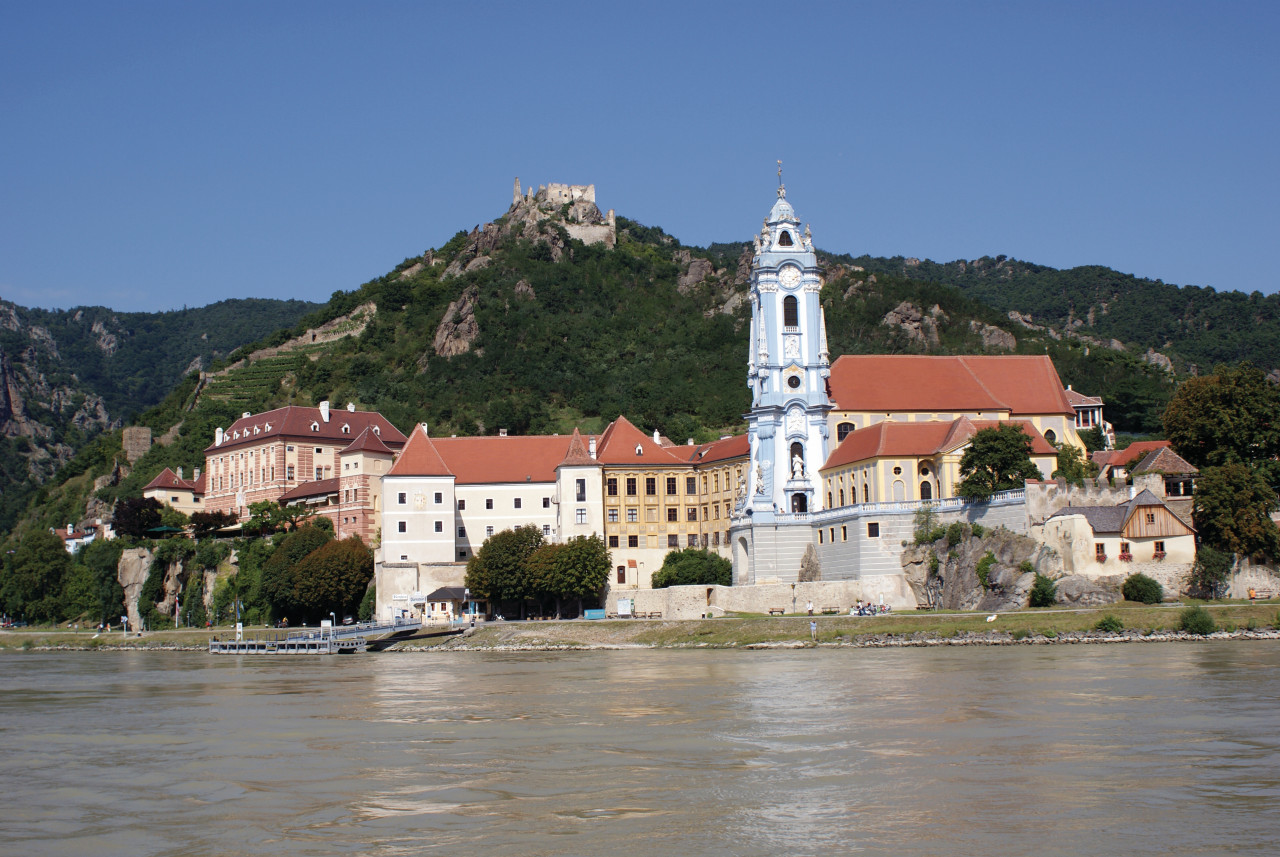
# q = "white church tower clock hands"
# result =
<box><xmin>742</xmin><ymin>164</ymin><xmax>833</xmax><ymax>521</ymax></box>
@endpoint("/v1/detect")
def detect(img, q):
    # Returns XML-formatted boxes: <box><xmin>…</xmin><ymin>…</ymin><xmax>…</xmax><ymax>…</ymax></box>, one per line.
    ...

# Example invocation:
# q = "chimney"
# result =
<box><xmin>588</xmin><ymin>437</ymin><xmax>597</xmax><ymax>459</ymax></box>
<box><xmin>320</xmin><ymin>401</ymin><xmax>330</xmax><ymax>423</ymax></box>
<box><xmin>194</xmin><ymin>467</ymin><xmax>201</xmax><ymax>481</ymax></box>
<box><xmin>242</xmin><ymin>412</ymin><xmax>251</xmax><ymax>419</ymax></box>
<box><xmin>176</xmin><ymin>467</ymin><xmax>184</xmax><ymax>480</ymax></box>
<box><xmin>215</xmin><ymin>427</ymin><xmax>224</xmax><ymax>446</ymax></box>
<box><xmin>687</xmin><ymin>438</ymin><xmax>694</xmax><ymax>445</ymax></box>
<box><xmin>347</xmin><ymin>402</ymin><xmax>356</xmax><ymax>412</ymax></box>
<box><xmin>421</xmin><ymin>422</ymin><xmax>429</xmax><ymax>435</ymax></box>
<box><xmin>653</xmin><ymin>429</ymin><xmax>660</xmax><ymax>444</ymax></box>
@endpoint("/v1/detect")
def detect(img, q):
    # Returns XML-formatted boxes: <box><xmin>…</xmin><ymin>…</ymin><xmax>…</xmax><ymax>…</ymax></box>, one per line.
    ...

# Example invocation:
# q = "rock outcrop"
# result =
<box><xmin>883</xmin><ymin>302</ymin><xmax>946</xmax><ymax>347</ymax></box>
<box><xmin>901</xmin><ymin>526</ymin><xmax>1063</xmax><ymax>612</ymax></box>
<box><xmin>968</xmin><ymin>320</ymin><xmax>1016</xmax><ymax>351</ymax></box>
<box><xmin>433</xmin><ymin>285</ymin><xmax>481</xmax><ymax>358</ymax></box>
<box><xmin>118</xmin><ymin>547</ymin><xmax>153</xmax><ymax>632</ymax></box>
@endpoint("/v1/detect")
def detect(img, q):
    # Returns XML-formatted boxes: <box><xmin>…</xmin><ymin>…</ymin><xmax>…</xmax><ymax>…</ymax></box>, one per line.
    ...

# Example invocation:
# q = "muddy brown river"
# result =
<box><xmin>1</xmin><ymin>643</ymin><xmax>1278</xmax><ymax>856</ymax></box>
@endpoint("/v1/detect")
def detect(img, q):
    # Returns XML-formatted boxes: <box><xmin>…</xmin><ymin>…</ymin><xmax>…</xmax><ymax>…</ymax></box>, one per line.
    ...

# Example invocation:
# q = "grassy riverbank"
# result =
<box><xmin>4</xmin><ymin>601</ymin><xmax>1280</xmax><ymax>652</ymax></box>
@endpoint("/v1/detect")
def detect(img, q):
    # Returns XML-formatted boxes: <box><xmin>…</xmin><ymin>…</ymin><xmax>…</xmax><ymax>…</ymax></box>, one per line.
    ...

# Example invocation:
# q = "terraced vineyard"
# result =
<box><xmin>196</xmin><ymin>351</ymin><xmax>318</xmax><ymax>411</ymax></box>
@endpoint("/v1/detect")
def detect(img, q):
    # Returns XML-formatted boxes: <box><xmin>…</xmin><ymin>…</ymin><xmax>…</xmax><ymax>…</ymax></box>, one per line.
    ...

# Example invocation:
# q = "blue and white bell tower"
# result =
<box><xmin>742</xmin><ymin>179</ymin><xmax>832</xmax><ymax>523</ymax></box>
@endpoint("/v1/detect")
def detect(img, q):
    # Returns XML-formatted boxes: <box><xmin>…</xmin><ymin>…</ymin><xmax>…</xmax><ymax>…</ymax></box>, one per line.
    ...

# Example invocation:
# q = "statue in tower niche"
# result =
<box><xmin>792</xmin><ymin>453</ymin><xmax>805</xmax><ymax>480</ymax></box>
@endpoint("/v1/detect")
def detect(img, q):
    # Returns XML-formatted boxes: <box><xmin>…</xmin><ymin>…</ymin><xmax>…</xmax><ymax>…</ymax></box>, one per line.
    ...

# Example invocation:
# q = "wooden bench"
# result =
<box><xmin>820</xmin><ymin>606</ymin><xmax>840</xmax><ymax>615</ymax></box>
<box><xmin>917</xmin><ymin>600</ymin><xmax>937</xmax><ymax>611</ymax></box>
<box><xmin>767</xmin><ymin>607</ymin><xmax>786</xmax><ymax>616</ymax></box>
<box><xmin>636</xmin><ymin>611</ymin><xmax>662</xmax><ymax>619</ymax></box>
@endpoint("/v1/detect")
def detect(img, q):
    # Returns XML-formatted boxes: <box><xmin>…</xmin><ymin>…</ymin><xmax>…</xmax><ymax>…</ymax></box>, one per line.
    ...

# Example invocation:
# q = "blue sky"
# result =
<box><xmin>2</xmin><ymin>1</ymin><xmax>1276</xmax><ymax>312</ymax></box>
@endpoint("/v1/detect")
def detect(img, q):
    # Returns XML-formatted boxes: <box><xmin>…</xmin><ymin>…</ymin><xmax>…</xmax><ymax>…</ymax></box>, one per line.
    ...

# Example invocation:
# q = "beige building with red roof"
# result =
<box><xmin>819</xmin><ymin>417</ymin><xmax>1059</xmax><ymax>508</ymax></box>
<box><xmin>202</xmin><ymin>401</ymin><xmax>406</xmax><ymax>537</ymax></box>
<box><xmin>825</xmin><ymin>354</ymin><xmax>1083</xmax><ymax>450</ymax></box>
<box><xmin>142</xmin><ymin>467</ymin><xmax>206</xmax><ymax>516</ymax></box>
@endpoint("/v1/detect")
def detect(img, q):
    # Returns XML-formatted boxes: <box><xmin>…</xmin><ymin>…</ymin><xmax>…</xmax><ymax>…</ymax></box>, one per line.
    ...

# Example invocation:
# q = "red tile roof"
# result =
<box><xmin>1108</xmin><ymin>440</ymin><xmax>1171</xmax><ymax>468</ymax></box>
<box><xmin>206</xmin><ymin>405</ymin><xmax>407</xmax><ymax>453</ymax></box>
<box><xmin>143</xmin><ymin>467</ymin><xmax>201</xmax><ymax>493</ymax></box>
<box><xmin>341</xmin><ymin>426</ymin><xmax>395</xmax><ymax>456</ymax></box>
<box><xmin>822</xmin><ymin>417</ymin><xmax>1056</xmax><ymax>470</ymax></box>
<box><xmin>386</xmin><ymin>424</ymin><xmax>453</xmax><ymax>478</ymax></box>
<box><xmin>1063</xmin><ymin>387</ymin><xmax>1103</xmax><ymax>407</ymax></box>
<box><xmin>279</xmin><ymin>477</ymin><xmax>340</xmax><ymax>502</ymax></box>
<box><xmin>595</xmin><ymin>416</ymin><xmax>689</xmax><ymax>465</ymax></box>
<box><xmin>688</xmin><ymin>433</ymin><xmax>750</xmax><ymax>466</ymax></box>
<box><xmin>827</xmin><ymin>355</ymin><xmax>1075</xmax><ymax>417</ymax></box>
<box><xmin>559</xmin><ymin>428</ymin><xmax>599</xmax><ymax>467</ymax></box>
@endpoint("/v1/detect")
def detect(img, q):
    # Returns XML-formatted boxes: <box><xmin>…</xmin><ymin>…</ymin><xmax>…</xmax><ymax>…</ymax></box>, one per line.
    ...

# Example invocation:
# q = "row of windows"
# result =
<box><xmin>1095</xmin><ymin>540</ymin><xmax>1165</xmax><ymax>560</ymax></box>
<box><xmin>395</xmin><ymin>492</ymin><xmax>551</xmax><ymax>509</ymax></box>
<box><xmin>605</xmin><ymin>505</ymin><xmax>727</xmax><ymax>523</ymax></box>
<box><xmin>605</xmin><ymin>474</ymin><xmax>733</xmax><ymax>497</ymax></box>
<box><xmin>607</xmin><ymin>532</ymin><xmax>731</xmax><ymax>549</ymax></box>
<box><xmin>393</xmin><ymin>520</ymin><xmax>556</xmax><ymax>539</ymax></box>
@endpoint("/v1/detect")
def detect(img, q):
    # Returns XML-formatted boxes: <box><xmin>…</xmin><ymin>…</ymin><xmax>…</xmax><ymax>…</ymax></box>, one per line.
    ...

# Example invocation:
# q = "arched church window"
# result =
<box><xmin>863</xmin><ymin>483</ymin><xmax>870</xmax><ymax>503</ymax></box>
<box><xmin>779</xmin><ymin>231</ymin><xmax>793</xmax><ymax>247</ymax></box>
<box><xmin>783</xmin><ymin>295</ymin><xmax>798</xmax><ymax>328</ymax></box>
<box><xmin>837</xmin><ymin>422</ymin><xmax>855</xmax><ymax>442</ymax></box>
<box><xmin>1044</xmin><ymin>429</ymin><xmax>1057</xmax><ymax>445</ymax></box>
<box><xmin>920</xmin><ymin>481</ymin><xmax>932</xmax><ymax>500</ymax></box>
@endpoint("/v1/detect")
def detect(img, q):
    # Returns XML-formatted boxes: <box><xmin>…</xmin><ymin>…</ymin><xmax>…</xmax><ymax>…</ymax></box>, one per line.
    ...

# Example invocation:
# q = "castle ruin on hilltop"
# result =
<box><xmin>512</xmin><ymin>177</ymin><xmax>616</xmax><ymax>248</ymax></box>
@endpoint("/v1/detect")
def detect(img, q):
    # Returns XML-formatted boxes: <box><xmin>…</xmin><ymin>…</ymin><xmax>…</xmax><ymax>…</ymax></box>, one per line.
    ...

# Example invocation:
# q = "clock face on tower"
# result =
<box><xmin>778</xmin><ymin>265</ymin><xmax>801</xmax><ymax>288</ymax></box>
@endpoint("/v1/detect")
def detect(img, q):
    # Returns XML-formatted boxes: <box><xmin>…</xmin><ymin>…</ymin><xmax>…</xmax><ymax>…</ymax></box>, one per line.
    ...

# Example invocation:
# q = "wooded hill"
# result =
<box><xmin>3</xmin><ymin>192</ymin><xmax>1274</xmax><ymax>545</ymax></box>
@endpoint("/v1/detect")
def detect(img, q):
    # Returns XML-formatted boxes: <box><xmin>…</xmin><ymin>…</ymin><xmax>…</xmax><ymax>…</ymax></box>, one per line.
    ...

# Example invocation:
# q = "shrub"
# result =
<box><xmin>970</xmin><ymin>523</ymin><xmax>986</xmax><ymax>538</ymax></box>
<box><xmin>1019</xmin><ymin>560</ymin><xmax>1034</xmax><ymax>574</ymax></box>
<box><xmin>1028</xmin><ymin>574</ymin><xmax>1057</xmax><ymax>607</ymax></box>
<box><xmin>1179</xmin><ymin>605</ymin><xmax>1216</xmax><ymax>635</ymax></box>
<box><xmin>975</xmin><ymin>551</ymin><xmax>996</xmax><ymax>589</ymax></box>
<box><xmin>928</xmin><ymin>552</ymin><xmax>940</xmax><ymax>576</ymax></box>
<box><xmin>1095</xmin><ymin>614</ymin><xmax>1124</xmax><ymax>633</ymax></box>
<box><xmin>1012</xmin><ymin>629</ymin><xmax>1030</xmax><ymax>640</ymax></box>
<box><xmin>946</xmin><ymin>522</ymin><xmax>967</xmax><ymax>547</ymax></box>
<box><xmin>1122</xmin><ymin>573</ymin><xmax>1164</xmax><ymax>604</ymax></box>
<box><xmin>1247</xmin><ymin>617</ymin><xmax>1259</xmax><ymax>631</ymax></box>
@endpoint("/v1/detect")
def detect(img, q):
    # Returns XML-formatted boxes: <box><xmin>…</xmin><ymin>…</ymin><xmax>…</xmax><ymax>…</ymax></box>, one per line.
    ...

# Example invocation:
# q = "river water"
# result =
<box><xmin>2</xmin><ymin>643</ymin><xmax>1279</xmax><ymax>856</ymax></box>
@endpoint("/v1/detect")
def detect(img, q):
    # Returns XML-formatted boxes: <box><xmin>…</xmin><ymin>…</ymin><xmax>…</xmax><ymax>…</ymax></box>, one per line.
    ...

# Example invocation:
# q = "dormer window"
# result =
<box><xmin>779</xmin><ymin>230</ymin><xmax>793</xmax><ymax>247</ymax></box>
<box><xmin>311</xmin><ymin>422</ymin><xmax>319</xmax><ymax>431</ymax></box>
<box><xmin>372</xmin><ymin>426</ymin><xmax>380</xmax><ymax>436</ymax></box>
<box><xmin>342</xmin><ymin>424</ymin><xmax>351</xmax><ymax>434</ymax></box>
<box><xmin>635</xmin><ymin>444</ymin><xmax>643</xmax><ymax>456</ymax></box>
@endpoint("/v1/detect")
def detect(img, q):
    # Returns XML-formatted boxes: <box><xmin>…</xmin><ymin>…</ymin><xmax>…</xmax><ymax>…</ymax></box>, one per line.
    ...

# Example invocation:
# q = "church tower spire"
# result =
<box><xmin>740</xmin><ymin>178</ymin><xmax>832</xmax><ymax>519</ymax></box>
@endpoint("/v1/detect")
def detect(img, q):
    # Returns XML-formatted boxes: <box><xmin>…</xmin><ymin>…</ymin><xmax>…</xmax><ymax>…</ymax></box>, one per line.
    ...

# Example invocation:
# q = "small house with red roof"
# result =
<box><xmin>142</xmin><ymin>467</ymin><xmax>206</xmax><ymax>516</ymax></box>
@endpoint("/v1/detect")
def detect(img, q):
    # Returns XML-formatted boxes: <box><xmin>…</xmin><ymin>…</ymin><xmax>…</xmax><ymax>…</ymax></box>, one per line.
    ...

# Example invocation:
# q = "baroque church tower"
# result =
<box><xmin>742</xmin><ymin>180</ymin><xmax>832</xmax><ymax>520</ymax></box>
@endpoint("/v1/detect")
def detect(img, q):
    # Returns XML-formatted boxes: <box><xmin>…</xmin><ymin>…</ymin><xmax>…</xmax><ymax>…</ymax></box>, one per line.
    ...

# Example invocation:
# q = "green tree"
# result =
<box><xmin>112</xmin><ymin>496</ymin><xmax>163</xmax><ymax>539</ymax></box>
<box><xmin>651</xmin><ymin>548</ymin><xmax>732</xmax><ymax>588</ymax></box>
<box><xmin>551</xmin><ymin>535</ymin><xmax>610</xmax><ymax>612</ymax></box>
<box><xmin>1187</xmin><ymin>545</ymin><xmax>1233</xmax><ymax>599</ymax></box>
<box><xmin>1192</xmin><ymin>463</ymin><xmax>1280</xmax><ymax>561</ymax></box>
<box><xmin>1028</xmin><ymin>573</ymin><xmax>1057</xmax><ymax>607</ymax></box>
<box><xmin>260</xmin><ymin>525</ymin><xmax>333</xmax><ymax>617</ymax></box>
<box><xmin>464</xmin><ymin>525</ymin><xmax>545</xmax><ymax>609</ymax></box>
<box><xmin>956</xmin><ymin>425</ymin><xmax>1044</xmax><ymax>500</ymax></box>
<box><xmin>291</xmin><ymin>536</ymin><xmax>373</xmax><ymax>622</ymax></box>
<box><xmin>1052</xmin><ymin>444</ymin><xmax>1097</xmax><ymax>486</ymax></box>
<box><xmin>76</xmin><ymin>538</ymin><xmax>125</xmax><ymax>624</ymax></box>
<box><xmin>1079</xmin><ymin>426</ymin><xmax>1106</xmax><ymax>453</ymax></box>
<box><xmin>1</xmin><ymin>529</ymin><xmax>73</xmax><ymax>622</ymax></box>
<box><xmin>1163</xmin><ymin>363</ymin><xmax>1280</xmax><ymax>478</ymax></box>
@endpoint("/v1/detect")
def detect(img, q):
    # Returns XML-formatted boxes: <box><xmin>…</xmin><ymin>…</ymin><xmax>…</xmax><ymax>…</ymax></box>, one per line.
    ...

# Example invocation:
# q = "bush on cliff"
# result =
<box><xmin>1122</xmin><ymin>573</ymin><xmax>1164</xmax><ymax>604</ymax></box>
<box><xmin>1028</xmin><ymin>573</ymin><xmax>1057</xmax><ymax>607</ymax></box>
